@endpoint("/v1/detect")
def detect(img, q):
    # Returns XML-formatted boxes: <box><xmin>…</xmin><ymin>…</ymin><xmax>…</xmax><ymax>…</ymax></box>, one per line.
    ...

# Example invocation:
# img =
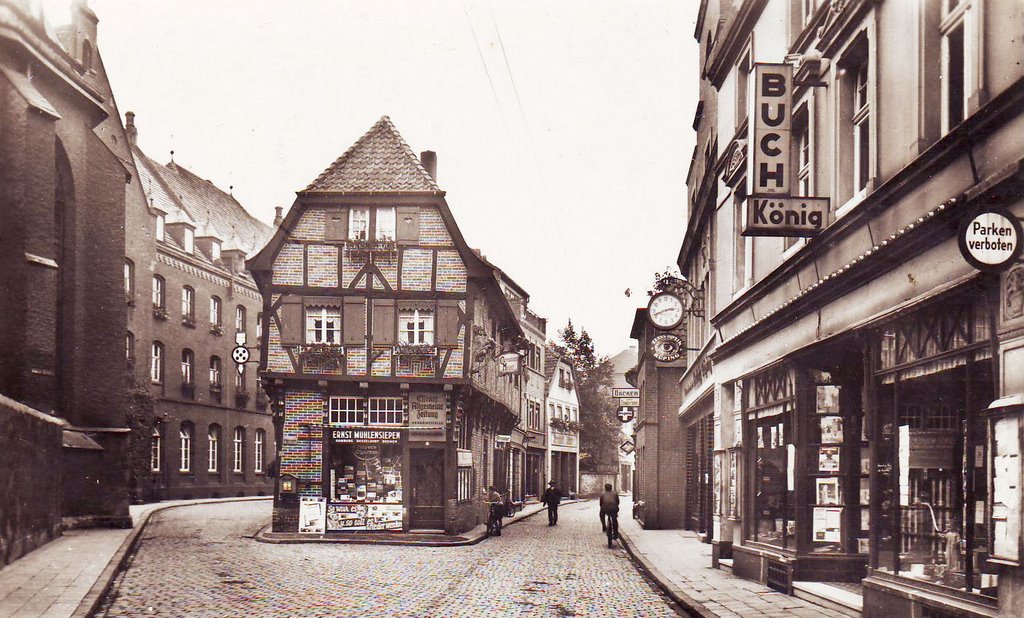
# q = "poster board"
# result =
<box><xmin>819</xmin><ymin>446</ymin><xmax>840</xmax><ymax>472</ymax></box>
<box><xmin>299</xmin><ymin>497</ymin><xmax>326</xmax><ymax>534</ymax></box>
<box><xmin>992</xmin><ymin>415</ymin><xmax>1021</xmax><ymax>563</ymax></box>
<box><xmin>813</xmin><ymin>507</ymin><xmax>842</xmax><ymax>542</ymax></box>
<box><xmin>409</xmin><ymin>392</ymin><xmax>446</xmax><ymax>430</ymax></box>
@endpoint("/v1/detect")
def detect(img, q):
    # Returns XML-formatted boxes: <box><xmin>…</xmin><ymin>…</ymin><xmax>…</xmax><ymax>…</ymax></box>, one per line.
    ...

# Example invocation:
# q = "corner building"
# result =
<box><xmin>677</xmin><ymin>1</ymin><xmax>1024</xmax><ymax>615</ymax></box>
<box><xmin>249</xmin><ymin>117</ymin><xmax>524</xmax><ymax>534</ymax></box>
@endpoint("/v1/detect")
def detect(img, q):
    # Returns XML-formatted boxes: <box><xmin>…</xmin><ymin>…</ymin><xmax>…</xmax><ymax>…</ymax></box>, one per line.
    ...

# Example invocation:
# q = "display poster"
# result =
<box><xmin>457</xmin><ymin>448</ymin><xmax>473</xmax><ymax>467</ymax></box>
<box><xmin>728</xmin><ymin>450</ymin><xmax>739</xmax><ymax>518</ymax></box>
<box><xmin>898</xmin><ymin>425</ymin><xmax>910</xmax><ymax>507</ymax></box>
<box><xmin>816</xmin><ymin>477</ymin><xmax>841</xmax><ymax>505</ymax></box>
<box><xmin>857</xmin><ymin>538</ymin><xmax>870</xmax><ymax>554</ymax></box>
<box><xmin>820</xmin><ymin>416</ymin><xmax>844</xmax><ymax>444</ymax></box>
<box><xmin>326</xmin><ymin>503</ymin><xmax>403</xmax><ymax>531</ymax></box>
<box><xmin>816</xmin><ymin>385</ymin><xmax>840</xmax><ymax>415</ymax></box>
<box><xmin>907</xmin><ymin>430</ymin><xmax>957</xmax><ymax>469</ymax></box>
<box><xmin>992</xmin><ymin>416</ymin><xmax>1021</xmax><ymax>562</ymax></box>
<box><xmin>298</xmin><ymin>497</ymin><xmax>326</xmax><ymax>534</ymax></box>
<box><xmin>787</xmin><ymin>444</ymin><xmax>796</xmax><ymax>491</ymax></box>
<box><xmin>409</xmin><ymin>392</ymin><xmax>446</xmax><ymax>430</ymax></box>
<box><xmin>813</xmin><ymin>507</ymin><xmax>842</xmax><ymax>542</ymax></box>
<box><xmin>770</xmin><ymin>425</ymin><xmax>779</xmax><ymax>448</ymax></box>
<box><xmin>859</xmin><ymin>477</ymin><xmax>870</xmax><ymax>505</ymax></box>
<box><xmin>819</xmin><ymin>446</ymin><xmax>841</xmax><ymax>473</ymax></box>
<box><xmin>861</xmin><ymin>508</ymin><xmax>870</xmax><ymax>530</ymax></box>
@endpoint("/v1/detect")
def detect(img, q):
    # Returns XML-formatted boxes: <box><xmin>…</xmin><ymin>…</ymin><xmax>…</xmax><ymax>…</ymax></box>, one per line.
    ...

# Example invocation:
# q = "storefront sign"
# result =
<box><xmin>298</xmin><ymin>497</ymin><xmax>326</xmax><ymax>534</ymax></box>
<box><xmin>409</xmin><ymin>392</ymin><xmax>446</xmax><ymax>430</ymax></box>
<box><xmin>907</xmin><ymin>430</ymin><xmax>956</xmax><ymax>469</ymax></box>
<box><xmin>457</xmin><ymin>449</ymin><xmax>473</xmax><ymax>467</ymax></box>
<box><xmin>749</xmin><ymin>63</ymin><xmax>792</xmax><ymax>196</ymax></box>
<box><xmin>497</xmin><ymin>352</ymin><xmax>521</xmax><ymax>376</ymax></box>
<box><xmin>330</xmin><ymin>429</ymin><xmax>402</xmax><ymax>444</ymax></box>
<box><xmin>495</xmin><ymin>434</ymin><xmax>512</xmax><ymax>444</ymax></box>
<box><xmin>958</xmin><ymin>206</ymin><xmax>1023</xmax><ymax>272</ymax></box>
<box><xmin>743</xmin><ymin>197</ymin><xmax>829</xmax><ymax>237</ymax></box>
<box><xmin>612</xmin><ymin>388</ymin><xmax>639</xmax><ymax>399</ymax></box>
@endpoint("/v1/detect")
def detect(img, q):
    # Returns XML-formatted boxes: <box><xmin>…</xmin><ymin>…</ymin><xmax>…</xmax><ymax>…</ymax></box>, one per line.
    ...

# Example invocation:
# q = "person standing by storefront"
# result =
<box><xmin>542</xmin><ymin>480</ymin><xmax>561</xmax><ymax>526</ymax></box>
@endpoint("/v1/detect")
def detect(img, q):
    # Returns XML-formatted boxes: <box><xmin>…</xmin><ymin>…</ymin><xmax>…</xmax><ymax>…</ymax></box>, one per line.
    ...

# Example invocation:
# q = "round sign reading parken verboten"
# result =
<box><xmin>958</xmin><ymin>207</ymin><xmax>1023</xmax><ymax>272</ymax></box>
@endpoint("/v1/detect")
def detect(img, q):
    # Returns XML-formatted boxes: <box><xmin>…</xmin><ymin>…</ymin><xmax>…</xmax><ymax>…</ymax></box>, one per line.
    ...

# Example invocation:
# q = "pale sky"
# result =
<box><xmin>82</xmin><ymin>0</ymin><xmax>700</xmax><ymax>355</ymax></box>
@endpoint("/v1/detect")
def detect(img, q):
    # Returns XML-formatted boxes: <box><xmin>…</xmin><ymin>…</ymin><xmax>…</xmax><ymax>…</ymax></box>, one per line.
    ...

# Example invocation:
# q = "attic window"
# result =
<box><xmin>211</xmin><ymin>241</ymin><xmax>221</xmax><ymax>261</ymax></box>
<box><xmin>184</xmin><ymin>227</ymin><xmax>195</xmax><ymax>254</ymax></box>
<box><xmin>155</xmin><ymin>214</ymin><xmax>165</xmax><ymax>242</ymax></box>
<box><xmin>82</xmin><ymin>40</ymin><xmax>93</xmax><ymax>73</ymax></box>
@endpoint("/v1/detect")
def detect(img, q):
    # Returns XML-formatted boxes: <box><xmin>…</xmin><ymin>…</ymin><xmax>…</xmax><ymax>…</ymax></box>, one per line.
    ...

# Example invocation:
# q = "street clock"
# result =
<box><xmin>647</xmin><ymin>292</ymin><xmax>684</xmax><ymax>330</ymax></box>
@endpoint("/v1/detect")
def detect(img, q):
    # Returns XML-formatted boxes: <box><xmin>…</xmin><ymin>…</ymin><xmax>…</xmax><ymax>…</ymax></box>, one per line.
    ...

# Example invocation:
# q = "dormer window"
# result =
<box><xmin>183</xmin><ymin>227</ymin><xmax>195</xmax><ymax>254</ymax></box>
<box><xmin>82</xmin><ymin>40</ymin><xmax>93</xmax><ymax>73</ymax></box>
<box><xmin>155</xmin><ymin>214</ymin><xmax>165</xmax><ymax>242</ymax></box>
<box><xmin>210</xmin><ymin>241</ymin><xmax>221</xmax><ymax>261</ymax></box>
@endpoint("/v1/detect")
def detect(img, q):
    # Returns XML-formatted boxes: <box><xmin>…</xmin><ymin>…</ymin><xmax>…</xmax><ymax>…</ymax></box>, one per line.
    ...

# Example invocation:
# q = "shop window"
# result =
<box><xmin>349</xmin><ymin>208</ymin><xmax>369</xmax><ymax>241</ymax></box>
<box><xmin>746</xmin><ymin>367</ymin><xmax>797</xmax><ymax>550</ymax></box>
<box><xmin>329</xmin><ymin>396</ymin><xmax>366</xmax><ymax>425</ymax></box>
<box><xmin>233</xmin><ymin>427</ymin><xmax>245</xmax><ymax>473</ymax></box>
<box><xmin>399</xmin><ymin>308</ymin><xmax>434</xmax><ymax>345</ymax></box>
<box><xmin>376</xmin><ymin>206</ymin><xmax>396</xmax><ymax>241</ymax></box>
<box><xmin>179</xmin><ymin>423</ymin><xmax>193</xmax><ymax>472</ymax></box>
<box><xmin>872</xmin><ymin>292</ymin><xmax>997</xmax><ymax>598</ymax></box>
<box><xmin>306</xmin><ymin>306</ymin><xmax>341</xmax><ymax>344</ymax></box>
<box><xmin>255</xmin><ymin>429</ymin><xmax>265</xmax><ymax>473</ymax></box>
<box><xmin>208</xmin><ymin>425</ymin><xmax>221</xmax><ymax>473</ymax></box>
<box><xmin>151</xmin><ymin>341</ymin><xmax>164</xmax><ymax>383</ymax></box>
<box><xmin>368</xmin><ymin>397</ymin><xmax>403</xmax><ymax>425</ymax></box>
<box><xmin>328</xmin><ymin>436</ymin><xmax>404</xmax><ymax>530</ymax></box>
<box><xmin>150</xmin><ymin>426</ymin><xmax>161</xmax><ymax>472</ymax></box>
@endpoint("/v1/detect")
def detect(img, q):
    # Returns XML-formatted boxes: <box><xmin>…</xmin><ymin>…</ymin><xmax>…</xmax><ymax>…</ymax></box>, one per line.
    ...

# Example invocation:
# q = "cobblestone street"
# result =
<box><xmin>98</xmin><ymin>500</ymin><xmax>679</xmax><ymax>617</ymax></box>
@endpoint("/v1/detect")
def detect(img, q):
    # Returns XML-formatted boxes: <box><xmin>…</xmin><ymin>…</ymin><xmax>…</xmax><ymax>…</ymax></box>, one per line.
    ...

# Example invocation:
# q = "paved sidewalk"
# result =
<box><xmin>0</xmin><ymin>497</ymin><xmax>270</xmax><ymax>618</ymax></box>
<box><xmin>617</xmin><ymin>496</ymin><xmax>852</xmax><ymax>618</ymax></box>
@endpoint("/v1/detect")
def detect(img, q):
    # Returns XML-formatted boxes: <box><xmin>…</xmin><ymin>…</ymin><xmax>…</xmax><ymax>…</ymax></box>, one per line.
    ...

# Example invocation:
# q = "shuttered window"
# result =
<box><xmin>343</xmin><ymin>297</ymin><xmax>366</xmax><ymax>346</ymax></box>
<box><xmin>436</xmin><ymin>300</ymin><xmax>460</xmax><ymax>346</ymax></box>
<box><xmin>372</xmin><ymin>298</ymin><xmax>396</xmax><ymax>345</ymax></box>
<box><xmin>278</xmin><ymin>296</ymin><xmax>303</xmax><ymax>345</ymax></box>
<box><xmin>325</xmin><ymin>208</ymin><xmax>348</xmax><ymax>241</ymax></box>
<box><xmin>396</xmin><ymin>206</ymin><xmax>420</xmax><ymax>242</ymax></box>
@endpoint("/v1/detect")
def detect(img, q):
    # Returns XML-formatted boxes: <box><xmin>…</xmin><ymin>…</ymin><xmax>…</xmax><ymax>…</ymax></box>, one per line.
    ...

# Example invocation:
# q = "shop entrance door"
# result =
<box><xmin>410</xmin><ymin>449</ymin><xmax>445</xmax><ymax>530</ymax></box>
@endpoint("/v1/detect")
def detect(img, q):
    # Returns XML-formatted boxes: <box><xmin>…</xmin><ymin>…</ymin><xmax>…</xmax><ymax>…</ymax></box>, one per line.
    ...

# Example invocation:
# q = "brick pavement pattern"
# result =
<box><xmin>98</xmin><ymin>500</ymin><xmax>679</xmax><ymax>617</ymax></box>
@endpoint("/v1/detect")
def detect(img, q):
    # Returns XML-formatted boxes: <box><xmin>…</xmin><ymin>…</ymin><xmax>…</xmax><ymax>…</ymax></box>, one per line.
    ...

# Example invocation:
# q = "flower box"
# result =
<box><xmin>182</xmin><ymin>315</ymin><xmax>196</xmax><ymax>328</ymax></box>
<box><xmin>209</xmin><ymin>324</ymin><xmax>224</xmax><ymax>336</ymax></box>
<box><xmin>152</xmin><ymin>307</ymin><xmax>169</xmax><ymax>321</ymax></box>
<box><xmin>394</xmin><ymin>344</ymin><xmax>437</xmax><ymax>357</ymax></box>
<box><xmin>299</xmin><ymin>344</ymin><xmax>346</xmax><ymax>369</ymax></box>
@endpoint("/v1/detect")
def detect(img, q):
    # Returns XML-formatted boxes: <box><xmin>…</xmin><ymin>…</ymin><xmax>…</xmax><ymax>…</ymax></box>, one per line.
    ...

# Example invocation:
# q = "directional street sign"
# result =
<box><xmin>618</xmin><ymin>397</ymin><xmax>640</xmax><ymax>407</ymax></box>
<box><xmin>620</xmin><ymin>440</ymin><xmax>635</xmax><ymax>455</ymax></box>
<box><xmin>616</xmin><ymin>407</ymin><xmax>635</xmax><ymax>423</ymax></box>
<box><xmin>235</xmin><ymin>332</ymin><xmax>247</xmax><ymax>346</ymax></box>
<box><xmin>611</xmin><ymin>388</ymin><xmax>639</xmax><ymax>399</ymax></box>
<box><xmin>231</xmin><ymin>345</ymin><xmax>251</xmax><ymax>365</ymax></box>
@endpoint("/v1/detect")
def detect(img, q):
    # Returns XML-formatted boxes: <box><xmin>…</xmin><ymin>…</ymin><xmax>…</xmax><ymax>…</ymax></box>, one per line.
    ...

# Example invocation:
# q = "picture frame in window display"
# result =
<box><xmin>813</xmin><ymin>507</ymin><xmax>842</xmax><ymax>543</ymax></box>
<box><xmin>816</xmin><ymin>477</ymin><xmax>841</xmax><ymax>505</ymax></box>
<box><xmin>820</xmin><ymin>416</ymin><xmax>844</xmax><ymax>443</ymax></box>
<box><xmin>819</xmin><ymin>446</ymin><xmax>841</xmax><ymax>473</ymax></box>
<box><xmin>816</xmin><ymin>385</ymin><xmax>841</xmax><ymax>415</ymax></box>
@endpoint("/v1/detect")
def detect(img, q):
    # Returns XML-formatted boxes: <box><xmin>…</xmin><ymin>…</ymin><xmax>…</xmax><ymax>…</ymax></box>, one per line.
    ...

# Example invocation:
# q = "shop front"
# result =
<box><xmin>325</xmin><ymin>427</ymin><xmax>406</xmax><ymax>532</ymax></box>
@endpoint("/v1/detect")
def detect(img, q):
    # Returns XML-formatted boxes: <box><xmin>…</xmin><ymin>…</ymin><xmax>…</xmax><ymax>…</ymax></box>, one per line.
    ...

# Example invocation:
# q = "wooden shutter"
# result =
<box><xmin>396</xmin><ymin>206</ymin><xmax>420</xmax><ymax>243</ymax></box>
<box><xmin>325</xmin><ymin>208</ymin><xmax>348</xmax><ymax>241</ymax></box>
<box><xmin>436</xmin><ymin>299</ymin><xmax>460</xmax><ymax>346</ymax></box>
<box><xmin>343</xmin><ymin>296</ymin><xmax>366</xmax><ymax>346</ymax></box>
<box><xmin>278</xmin><ymin>295</ymin><xmax>303</xmax><ymax>345</ymax></box>
<box><xmin>372</xmin><ymin>298</ymin><xmax>396</xmax><ymax>345</ymax></box>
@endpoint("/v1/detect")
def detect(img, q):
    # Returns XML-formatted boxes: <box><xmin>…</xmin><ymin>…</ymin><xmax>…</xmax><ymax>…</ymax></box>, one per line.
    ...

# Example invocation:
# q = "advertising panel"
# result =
<box><xmin>409</xmin><ymin>392</ymin><xmax>447</xmax><ymax>430</ymax></box>
<box><xmin>749</xmin><ymin>63</ymin><xmax>792</xmax><ymax>196</ymax></box>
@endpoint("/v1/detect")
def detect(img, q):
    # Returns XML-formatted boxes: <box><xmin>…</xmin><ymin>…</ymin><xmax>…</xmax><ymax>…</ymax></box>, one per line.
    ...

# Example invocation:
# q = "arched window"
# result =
<box><xmin>235</xmin><ymin>305</ymin><xmax>246</xmax><ymax>334</ymax></box>
<box><xmin>209</xmin><ymin>356</ymin><xmax>222</xmax><ymax>387</ymax></box>
<box><xmin>181</xmin><ymin>286</ymin><xmax>195</xmax><ymax>321</ymax></box>
<box><xmin>150</xmin><ymin>341</ymin><xmax>164</xmax><ymax>383</ymax></box>
<box><xmin>152</xmin><ymin>275</ymin><xmax>165</xmax><ymax>309</ymax></box>
<box><xmin>210</xmin><ymin>296</ymin><xmax>222</xmax><ymax>328</ymax></box>
<box><xmin>208</xmin><ymin>424</ymin><xmax>221</xmax><ymax>473</ymax></box>
<box><xmin>254</xmin><ymin>429</ymin><xmax>265</xmax><ymax>473</ymax></box>
<box><xmin>150</xmin><ymin>426</ymin><xmax>161</xmax><ymax>472</ymax></box>
<box><xmin>232</xmin><ymin>427</ymin><xmax>245</xmax><ymax>473</ymax></box>
<box><xmin>179</xmin><ymin>423</ymin><xmax>193</xmax><ymax>472</ymax></box>
<box><xmin>181</xmin><ymin>349</ymin><xmax>194</xmax><ymax>385</ymax></box>
<box><xmin>126</xmin><ymin>331</ymin><xmax>135</xmax><ymax>364</ymax></box>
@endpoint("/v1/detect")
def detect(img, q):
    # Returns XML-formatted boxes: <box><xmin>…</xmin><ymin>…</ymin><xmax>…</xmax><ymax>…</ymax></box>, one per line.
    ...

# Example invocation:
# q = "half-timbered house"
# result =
<box><xmin>248</xmin><ymin>117</ymin><xmax>525</xmax><ymax>534</ymax></box>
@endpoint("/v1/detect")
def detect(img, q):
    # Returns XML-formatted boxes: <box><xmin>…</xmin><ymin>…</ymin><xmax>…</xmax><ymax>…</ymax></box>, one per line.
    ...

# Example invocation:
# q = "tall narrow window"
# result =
<box><xmin>232</xmin><ymin>427</ymin><xmax>244</xmax><ymax>473</ymax></box>
<box><xmin>376</xmin><ymin>207</ymin><xmax>396</xmax><ymax>241</ymax></box>
<box><xmin>124</xmin><ymin>259</ymin><xmax>134</xmax><ymax>299</ymax></box>
<box><xmin>126</xmin><ymin>331</ymin><xmax>135</xmax><ymax>363</ymax></box>
<box><xmin>150</xmin><ymin>426</ymin><xmax>161</xmax><ymax>472</ymax></box>
<box><xmin>179</xmin><ymin>423</ymin><xmax>193</xmax><ymax>472</ymax></box>
<box><xmin>736</xmin><ymin>45</ymin><xmax>752</xmax><ymax>126</ymax></box>
<box><xmin>940</xmin><ymin>0</ymin><xmax>969</xmax><ymax>133</ymax></box>
<box><xmin>306</xmin><ymin>306</ymin><xmax>341</xmax><ymax>344</ymax></box>
<box><xmin>256</xmin><ymin>312</ymin><xmax>263</xmax><ymax>340</ymax></box>
<box><xmin>255</xmin><ymin>429</ymin><xmax>265</xmax><ymax>473</ymax></box>
<box><xmin>181</xmin><ymin>349</ymin><xmax>194</xmax><ymax>400</ymax></box>
<box><xmin>209</xmin><ymin>356</ymin><xmax>222</xmax><ymax>387</ymax></box>
<box><xmin>399</xmin><ymin>308</ymin><xmax>434</xmax><ymax>345</ymax></box>
<box><xmin>349</xmin><ymin>208</ymin><xmax>369</xmax><ymax>241</ymax></box>
<box><xmin>151</xmin><ymin>341</ymin><xmax>164</xmax><ymax>383</ymax></box>
<box><xmin>210</xmin><ymin>296</ymin><xmax>222</xmax><ymax>327</ymax></box>
<box><xmin>852</xmin><ymin>60</ymin><xmax>870</xmax><ymax>194</ymax></box>
<box><xmin>181</xmin><ymin>286</ymin><xmax>195</xmax><ymax>321</ymax></box>
<box><xmin>208</xmin><ymin>425</ymin><xmax>220</xmax><ymax>473</ymax></box>
<box><xmin>155</xmin><ymin>213</ymin><xmax>165</xmax><ymax>242</ymax></box>
<box><xmin>235</xmin><ymin>306</ymin><xmax>246</xmax><ymax>334</ymax></box>
<box><xmin>732</xmin><ymin>190</ymin><xmax>749</xmax><ymax>293</ymax></box>
<box><xmin>183</xmin><ymin>227</ymin><xmax>195</xmax><ymax>254</ymax></box>
<box><xmin>152</xmin><ymin>276</ymin><xmax>165</xmax><ymax>309</ymax></box>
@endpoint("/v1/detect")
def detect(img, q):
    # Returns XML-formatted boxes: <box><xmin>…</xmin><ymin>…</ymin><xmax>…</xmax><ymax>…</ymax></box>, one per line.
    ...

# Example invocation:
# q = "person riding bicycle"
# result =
<box><xmin>599</xmin><ymin>483</ymin><xmax>620</xmax><ymax>540</ymax></box>
<box><xmin>485</xmin><ymin>485</ymin><xmax>504</xmax><ymax>536</ymax></box>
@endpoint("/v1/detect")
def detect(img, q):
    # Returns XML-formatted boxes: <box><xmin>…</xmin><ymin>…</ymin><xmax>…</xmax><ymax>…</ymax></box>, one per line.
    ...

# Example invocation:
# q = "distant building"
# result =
<box><xmin>608</xmin><ymin>345</ymin><xmax>637</xmax><ymax>493</ymax></box>
<box><xmin>124</xmin><ymin>115</ymin><xmax>275</xmax><ymax>502</ymax></box>
<box><xmin>248</xmin><ymin>116</ymin><xmax>526</xmax><ymax>534</ymax></box>
<box><xmin>544</xmin><ymin>346</ymin><xmax>580</xmax><ymax>496</ymax></box>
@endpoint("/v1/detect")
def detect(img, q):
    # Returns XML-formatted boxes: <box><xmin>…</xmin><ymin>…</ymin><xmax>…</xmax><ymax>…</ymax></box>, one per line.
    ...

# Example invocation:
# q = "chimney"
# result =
<box><xmin>125</xmin><ymin>111</ymin><xmax>137</xmax><ymax>146</ymax></box>
<box><xmin>273</xmin><ymin>206</ymin><xmax>283</xmax><ymax>227</ymax></box>
<box><xmin>420</xmin><ymin>150</ymin><xmax>437</xmax><ymax>181</ymax></box>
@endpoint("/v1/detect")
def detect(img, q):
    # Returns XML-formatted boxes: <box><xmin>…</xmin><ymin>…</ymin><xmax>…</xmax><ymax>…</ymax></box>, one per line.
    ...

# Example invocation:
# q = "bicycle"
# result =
<box><xmin>484</xmin><ymin>494</ymin><xmax>506</xmax><ymax>537</ymax></box>
<box><xmin>605</xmin><ymin>510</ymin><xmax>619</xmax><ymax>547</ymax></box>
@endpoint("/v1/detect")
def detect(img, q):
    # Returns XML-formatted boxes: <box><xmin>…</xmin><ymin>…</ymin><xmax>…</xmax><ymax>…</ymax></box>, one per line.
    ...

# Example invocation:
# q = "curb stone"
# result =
<box><xmin>617</xmin><ymin>524</ymin><xmax>716</xmax><ymax>618</ymax></box>
<box><xmin>76</xmin><ymin>496</ymin><xmax>271</xmax><ymax>618</ymax></box>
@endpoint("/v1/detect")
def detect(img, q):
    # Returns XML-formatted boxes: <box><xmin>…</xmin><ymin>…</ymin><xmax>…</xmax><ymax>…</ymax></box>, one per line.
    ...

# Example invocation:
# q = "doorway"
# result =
<box><xmin>410</xmin><ymin>449</ymin><xmax>445</xmax><ymax>530</ymax></box>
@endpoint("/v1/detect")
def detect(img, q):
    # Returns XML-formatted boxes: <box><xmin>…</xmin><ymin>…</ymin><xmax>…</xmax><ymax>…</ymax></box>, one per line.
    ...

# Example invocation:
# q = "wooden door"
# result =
<box><xmin>410</xmin><ymin>449</ymin><xmax>445</xmax><ymax>530</ymax></box>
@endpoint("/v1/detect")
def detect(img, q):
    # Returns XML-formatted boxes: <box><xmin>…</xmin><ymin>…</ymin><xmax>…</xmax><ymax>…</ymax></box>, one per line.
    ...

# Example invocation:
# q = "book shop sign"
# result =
<box><xmin>958</xmin><ymin>206</ymin><xmax>1022</xmax><ymax>272</ymax></box>
<box><xmin>331</xmin><ymin>429</ymin><xmax>401</xmax><ymax>444</ymax></box>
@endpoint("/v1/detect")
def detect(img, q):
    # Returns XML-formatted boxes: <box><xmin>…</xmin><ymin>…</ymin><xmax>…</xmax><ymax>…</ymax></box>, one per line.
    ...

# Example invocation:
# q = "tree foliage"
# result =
<box><xmin>554</xmin><ymin>320</ymin><xmax>620</xmax><ymax>473</ymax></box>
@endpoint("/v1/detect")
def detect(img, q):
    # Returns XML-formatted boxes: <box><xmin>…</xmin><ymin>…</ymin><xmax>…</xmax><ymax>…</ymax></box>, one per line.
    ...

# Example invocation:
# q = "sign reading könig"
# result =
<box><xmin>744</xmin><ymin>63</ymin><xmax>829</xmax><ymax>237</ymax></box>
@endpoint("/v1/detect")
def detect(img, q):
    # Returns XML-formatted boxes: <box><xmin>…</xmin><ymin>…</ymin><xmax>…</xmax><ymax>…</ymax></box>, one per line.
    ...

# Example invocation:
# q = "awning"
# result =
<box><xmin>62</xmin><ymin>430</ymin><xmax>104</xmax><ymax>451</ymax></box>
<box><xmin>987</xmin><ymin>394</ymin><xmax>1024</xmax><ymax>413</ymax></box>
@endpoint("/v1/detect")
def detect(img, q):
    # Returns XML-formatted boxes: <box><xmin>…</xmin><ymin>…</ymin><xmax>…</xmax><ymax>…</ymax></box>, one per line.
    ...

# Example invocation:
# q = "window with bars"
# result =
<box><xmin>306</xmin><ymin>306</ymin><xmax>341</xmax><ymax>344</ymax></box>
<box><xmin>458</xmin><ymin>467</ymin><xmax>474</xmax><ymax>502</ymax></box>
<box><xmin>457</xmin><ymin>414</ymin><xmax>471</xmax><ymax>450</ymax></box>
<box><xmin>329</xmin><ymin>397</ymin><xmax>366</xmax><ymax>425</ymax></box>
<box><xmin>369</xmin><ymin>397</ymin><xmax>404</xmax><ymax>425</ymax></box>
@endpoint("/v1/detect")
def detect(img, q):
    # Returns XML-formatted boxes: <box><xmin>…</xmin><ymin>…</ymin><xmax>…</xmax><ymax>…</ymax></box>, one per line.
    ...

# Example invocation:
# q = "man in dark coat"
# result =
<box><xmin>542</xmin><ymin>480</ymin><xmax>561</xmax><ymax>526</ymax></box>
<box><xmin>599</xmin><ymin>483</ymin><xmax>620</xmax><ymax>539</ymax></box>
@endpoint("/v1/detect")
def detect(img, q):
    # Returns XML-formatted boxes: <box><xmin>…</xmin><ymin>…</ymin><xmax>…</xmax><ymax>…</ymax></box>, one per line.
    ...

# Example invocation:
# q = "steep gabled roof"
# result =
<box><xmin>304</xmin><ymin>116</ymin><xmax>441</xmax><ymax>193</ymax></box>
<box><xmin>134</xmin><ymin>148</ymin><xmax>272</xmax><ymax>256</ymax></box>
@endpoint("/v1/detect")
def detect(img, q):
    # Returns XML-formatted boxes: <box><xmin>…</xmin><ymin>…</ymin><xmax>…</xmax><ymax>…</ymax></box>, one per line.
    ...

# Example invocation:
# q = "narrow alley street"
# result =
<box><xmin>98</xmin><ymin>500</ymin><xmax>680</xmax><ymax>617</ymax></box>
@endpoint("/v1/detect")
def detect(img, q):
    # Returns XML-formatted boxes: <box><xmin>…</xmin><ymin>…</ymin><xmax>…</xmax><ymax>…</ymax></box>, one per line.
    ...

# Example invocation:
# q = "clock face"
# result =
<box><xmin>648</xmin><ymin>293</ymin><xmax>684</xmax><ymax>329</ymax></box>
<box><xmin>651</xmin><ymin>334</ymin><xmax>684</xmax><ymax>362</ymax></box>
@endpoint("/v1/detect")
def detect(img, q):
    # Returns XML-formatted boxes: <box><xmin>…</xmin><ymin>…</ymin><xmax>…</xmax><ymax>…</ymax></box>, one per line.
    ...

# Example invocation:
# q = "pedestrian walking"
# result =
<box><xmin>542</xmin><ymin>480</ymin><xmax>561</xmax><ymax>526</ymax></box>
<box><xmin>599</xmin><ymin>483</ymin><xmax>619</xmax><ymax>540</ymax></box>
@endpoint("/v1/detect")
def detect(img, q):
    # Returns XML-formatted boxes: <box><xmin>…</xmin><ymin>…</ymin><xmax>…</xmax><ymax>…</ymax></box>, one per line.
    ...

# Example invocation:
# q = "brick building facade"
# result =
<box><xmin>248</xmin><ymin>117</ymin><xmax>526</xmax><ymax>534</ymax></box>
